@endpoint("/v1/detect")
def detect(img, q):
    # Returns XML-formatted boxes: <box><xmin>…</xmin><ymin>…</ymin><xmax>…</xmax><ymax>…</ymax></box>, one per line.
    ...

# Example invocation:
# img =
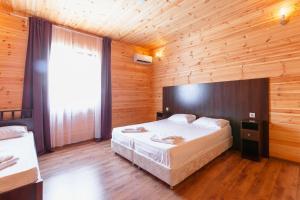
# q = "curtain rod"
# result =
<box><xmin>53</xmin><ymin>24</ymin><xmax>102</xmax><ymax>40</ymax></box>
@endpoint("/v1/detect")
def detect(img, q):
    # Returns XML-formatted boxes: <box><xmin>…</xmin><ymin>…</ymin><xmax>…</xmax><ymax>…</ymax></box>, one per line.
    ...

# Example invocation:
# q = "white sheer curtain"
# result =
<box><xmin>49</xmin><ymin>26</ymin><xmax>102</xmax><ymax>148</ymax></box>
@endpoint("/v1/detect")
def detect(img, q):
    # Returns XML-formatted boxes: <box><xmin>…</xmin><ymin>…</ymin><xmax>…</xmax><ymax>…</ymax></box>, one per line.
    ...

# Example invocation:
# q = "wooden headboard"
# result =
<box><xmin>0</xmin><ymin>109</ymin><xmax>34</xmax><ymax>131</ymax></box>
<box><xmin>163</xmin><ymin>78</ymin><xmax>269</xmax><ymax>157</ymax></box>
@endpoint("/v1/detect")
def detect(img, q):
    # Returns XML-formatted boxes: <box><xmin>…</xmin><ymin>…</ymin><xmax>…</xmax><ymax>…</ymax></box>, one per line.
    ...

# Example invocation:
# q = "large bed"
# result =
<box><xmin>111</xmin><ymin>118</ymin><xmax>233</xmax><ymax>187</ymax></box>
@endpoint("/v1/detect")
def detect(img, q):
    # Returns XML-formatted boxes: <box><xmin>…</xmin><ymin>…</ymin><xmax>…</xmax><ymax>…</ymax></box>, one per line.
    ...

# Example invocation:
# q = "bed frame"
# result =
<box><xmin>0</xmin><ymin>109</ymin><xmax>43</xmax><ymax>200</ymax></box>
<box><xmin>112</xmin><ymin>78</ymin><xmax>269</xmax><ymax>189</ymax></box>
<box><xmin>112</xmin><ymin>137</ymin><xmax>232</xmax><ymax>188</ymax></box>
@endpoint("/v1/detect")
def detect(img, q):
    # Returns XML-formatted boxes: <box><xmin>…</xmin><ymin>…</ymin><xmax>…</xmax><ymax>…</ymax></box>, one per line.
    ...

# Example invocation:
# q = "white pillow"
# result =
<box><xmin>0</xmin><ymin>126</ymin><xmax>28</xmax><ymax>140</ymax></box>
<box><xmin>168</xmin><ymin>114</ymin><xmax>196</xmax><ymax>123</ymax></box>
<box><xmin>193</xmin><ymin>117</ymin><xmax>229</xmax><ymax>129</ymax></box>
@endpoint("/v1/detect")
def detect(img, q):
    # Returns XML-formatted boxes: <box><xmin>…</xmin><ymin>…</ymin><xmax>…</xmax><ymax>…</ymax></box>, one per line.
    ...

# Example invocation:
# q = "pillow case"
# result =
<box><xmin>168</xmin><ymin>114</ymin><xmax>196</xmax><ymax>123</ymax></box>
<box><xmin>0</xmin><ymin>126</ymin><xmax>28</xmax><ymax>140</ymax></box>
<box><xmin>192</xmin><ymin>117</ymin><xmax>229</xmax><ymax>129</ymax></box>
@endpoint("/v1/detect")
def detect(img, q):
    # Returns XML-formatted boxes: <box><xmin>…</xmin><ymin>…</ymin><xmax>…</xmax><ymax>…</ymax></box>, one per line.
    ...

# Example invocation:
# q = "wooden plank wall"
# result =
<box><xmin>111</xmin><ymin>41</ymin><xmax>154</xmax><ymax>127</ymax></box>
<box><xmin>0</xmin><ymin>10</ymin><xmax>154</xmax><ymax>128</ymax></box>
<box><xmin>152</xmin><ymin>2</ymin><xmax>300</xmax><ymax>162</ymax></box>
<box><xmin>0</xmin><ymin>9</ymin><xmax>27</xmax><ymax>109</ymax></box>
<box><xmin>270</xmin><ymin>76</ymin><xmax>300</xmax><ymax>162</ymax></box>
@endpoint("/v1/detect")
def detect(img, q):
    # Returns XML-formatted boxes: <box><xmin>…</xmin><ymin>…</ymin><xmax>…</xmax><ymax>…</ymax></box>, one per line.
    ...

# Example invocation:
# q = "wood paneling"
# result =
<box><xmin>111</xmin><ymin>41</ymin><xmax>154</xmax><ymax>127</ymax></box>
<box><xmin>2</xmin><ymin>0</ymin><xmax>298</xmax><ymax>49</ymax></box>
<box><xmin>270</xmin><ymin>76</ymin><xmax>300</xmax><ymax>162</ymax></box>
<box><xmin>0</xmin><ymin>9</ymin><xmax>28</xmax><ymax>109</ymax></box>
<box><xmin>0</xmin><ymin>10</ymin><xmax>154</xmax><ymax>128</ymax></box>
<box><xmin>39</xmin><ymin>141</ymin><xmax>300</xmax><ymax>200</ymax></box>
<box><xmin>151</xmin><ymin>1</ymin><xmax>300</xmax><ymax>162</ymax></box>
<box><xmin>0</xmin><ymin>0</ymin><xmax>194</xmax><ymax>48</ymax></box>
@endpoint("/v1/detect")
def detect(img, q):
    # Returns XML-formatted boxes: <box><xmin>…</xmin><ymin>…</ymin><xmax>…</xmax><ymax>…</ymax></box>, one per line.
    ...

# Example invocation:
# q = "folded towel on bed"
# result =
<box><xmin>150</xmin><ymin>135</ymin><xmax>184</xmax><ymax>145</ymax></box>
<box><xmin>121</xmin><ymin>127</ymin><xmax>147</xmax><ymax>133</ymax></box>
<box><xmin>0</xmin><ymin>154</ymin><xmax>14</xmax><ymax>163</ymax></box>
<box><xmin>0</xmin><ymin>157</ymin><xmax>19</xmax><ymax>171</ymax></box>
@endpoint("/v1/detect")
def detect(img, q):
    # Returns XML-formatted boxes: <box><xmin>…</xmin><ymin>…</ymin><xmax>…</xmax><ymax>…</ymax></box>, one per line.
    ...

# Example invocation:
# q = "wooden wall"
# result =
<box><xmin>270</xmin><ymin>76</ymin><xmax>300</xmax><ymax>162</ymax></box>
<box><xmin>0</xmin><ymin>9</ymin><xmax>27</xmax><ymax>109</ymax></box>
<box><xmin>111</xmin><ymin>41</ymin><xmax>154</xmax><ymax>127</ymax></box>
<box><xmin>152</xmin><ymin>2</ymin><xmax>300</xmax><ymax>162</ymax></box>
<box><xmin>0</xmin><ymin>10</ymin><xmax>154</xmax><ymax>128</ymax></box>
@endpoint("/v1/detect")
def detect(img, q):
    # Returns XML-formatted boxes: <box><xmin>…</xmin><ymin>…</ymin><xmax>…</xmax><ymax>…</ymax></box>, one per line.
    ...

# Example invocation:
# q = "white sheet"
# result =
<box><xmin>0</xmin><ymin>132</ymin><xmax>40</xmax><ymax>193</ymax></box>
<box><xmin>112</xmin><ymin>119</ymin><xmax>232</xmax><ymax>169</ymax></box>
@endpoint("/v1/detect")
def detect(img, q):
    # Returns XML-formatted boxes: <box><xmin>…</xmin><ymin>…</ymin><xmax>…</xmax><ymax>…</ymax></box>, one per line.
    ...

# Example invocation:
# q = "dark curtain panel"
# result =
<box><xmin>22</xmin><ymin>17</ymin><xmax>52</xmax><ymax>154</ymax></box>
<box><xmin>100</xmin><ymin>37</ymin><xmax>112</xmax><ymax>140</ymax></box>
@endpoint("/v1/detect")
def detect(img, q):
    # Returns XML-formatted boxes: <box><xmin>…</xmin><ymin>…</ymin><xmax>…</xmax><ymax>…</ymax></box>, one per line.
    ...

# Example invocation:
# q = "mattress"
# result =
<box><xmin>133</xmin><ymin>137</ymin><xmax>232</xmax><ymax>186</ymax></box>
<box><xmin>0</xmin><ymin>132</ymin><xmax>40</xmax><ymax>193</ymax></box>
<box><xmin>112</xmin><ymin>119</ymin><xmax>232</xmax><ymax>169</ymax></box>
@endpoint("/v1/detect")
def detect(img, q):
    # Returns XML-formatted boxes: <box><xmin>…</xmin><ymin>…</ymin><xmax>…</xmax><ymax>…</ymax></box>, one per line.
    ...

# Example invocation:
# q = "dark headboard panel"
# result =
<box><xmin>163</xmin><ymin>78</ymin><xmax>269</xmax><ymax>157</ymax></box>
<box><xmin>0</xmin><ymin>110</ymin><xmax>34</xmax><ymax>131</ymax></box>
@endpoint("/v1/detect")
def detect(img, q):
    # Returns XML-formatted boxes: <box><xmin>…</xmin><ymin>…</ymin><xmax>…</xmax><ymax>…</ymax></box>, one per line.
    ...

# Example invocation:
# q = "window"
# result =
<box><xmin>48</xmin><ymin>26</ymin><xmax>102</xmax><ymax>147</ymax></box>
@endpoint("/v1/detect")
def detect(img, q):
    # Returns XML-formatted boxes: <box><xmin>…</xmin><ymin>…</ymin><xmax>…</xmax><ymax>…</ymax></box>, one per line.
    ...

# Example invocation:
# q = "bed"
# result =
<box><xmin>111</xmin><ymin>118</ymin><xmax>232</xmax><ymax>187</ymax></box>
<box><xmin>0</xmin><ymin>109</ymin><xmax>42</xmax><ymax>200</ymax></box>
<box><xmin>0</xmin><ymin>132</ymin><xmax>40</xmax><ymax>193</ymax></box>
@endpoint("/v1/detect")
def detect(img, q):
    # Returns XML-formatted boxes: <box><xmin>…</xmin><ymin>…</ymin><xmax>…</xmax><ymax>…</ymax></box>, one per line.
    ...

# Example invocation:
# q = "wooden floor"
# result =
<box><xmin>39</xmin><ymin>141</ymin><xmax>300</xmax><ymax>200</ymax></box>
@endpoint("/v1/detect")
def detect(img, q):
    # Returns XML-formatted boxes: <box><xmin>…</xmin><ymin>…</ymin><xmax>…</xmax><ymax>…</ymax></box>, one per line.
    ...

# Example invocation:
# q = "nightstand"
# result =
<box><xmin>156</xmin><ymin>112</ymin><xmax>169</xmax><ymax>120</ymax></box>
<box><xmin>240</xmin><ymin>120</ymin><xmax>263</xmax><ymax>161</ymax></box>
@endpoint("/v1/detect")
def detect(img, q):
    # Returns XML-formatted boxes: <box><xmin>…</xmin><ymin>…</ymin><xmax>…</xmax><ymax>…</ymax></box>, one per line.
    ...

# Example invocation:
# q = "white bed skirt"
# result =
<box><xmin>111</xmin><ymin>140</ymin><xmax>133</xmax><ymax>162</ymax></box>
<box><xmin>111</xmin><ymin>137</ymin><xmax>232</xmax><ymax>187</ymax></box>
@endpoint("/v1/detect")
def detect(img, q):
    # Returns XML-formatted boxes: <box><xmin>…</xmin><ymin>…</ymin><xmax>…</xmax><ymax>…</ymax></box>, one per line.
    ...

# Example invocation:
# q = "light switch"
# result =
<box><xmin>166</xmin><ymin>107</ymin><xmax>169</xmax><ymax>111</ymax></box>
<box><xmin>249</xmin><ymin>112</ymin><xmax>255</xmax><ymax>118</ymax></box>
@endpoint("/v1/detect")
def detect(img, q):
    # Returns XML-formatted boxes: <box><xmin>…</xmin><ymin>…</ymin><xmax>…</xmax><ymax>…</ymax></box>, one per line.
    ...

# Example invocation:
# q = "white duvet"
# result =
<box><xmin>112</xmin><ymin>119</ymin><xmax>232</xmax><ymax>169</ymax></box>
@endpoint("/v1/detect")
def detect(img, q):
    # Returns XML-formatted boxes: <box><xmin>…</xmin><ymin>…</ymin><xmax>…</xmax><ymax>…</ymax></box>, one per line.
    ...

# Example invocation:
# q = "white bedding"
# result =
<box><xmin>0</xmin><ymin>132</ymin><xmax>40</xmax><ymax>193</ymax></box>
<box><xmin>112</xmin><ymin>119</ymin><xmax>232</xmax><ymax>169</ymax></box>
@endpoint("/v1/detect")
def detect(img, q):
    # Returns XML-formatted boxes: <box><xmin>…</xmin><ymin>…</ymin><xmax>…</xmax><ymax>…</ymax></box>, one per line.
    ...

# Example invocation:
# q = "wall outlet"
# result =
<box><xmin>165</xmin><ymin>107</ymin><xmax>169</xmax><ymax>112</ymax></box>
<box><xmin>249</xmin><ymin>112</ymin><xmax>255</xmax><ymax>118</ymax></box>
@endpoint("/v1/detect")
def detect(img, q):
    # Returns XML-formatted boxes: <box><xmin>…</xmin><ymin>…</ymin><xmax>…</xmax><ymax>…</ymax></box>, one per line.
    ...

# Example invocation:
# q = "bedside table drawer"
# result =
<box><xmin>241</xmin><ymin>130</ymin><xmax>260</xmax><ymax>141</ymax></box>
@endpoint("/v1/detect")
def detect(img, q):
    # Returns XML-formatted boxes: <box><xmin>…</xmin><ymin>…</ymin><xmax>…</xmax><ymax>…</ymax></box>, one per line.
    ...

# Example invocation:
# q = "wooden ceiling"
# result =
<box><xmin>0</xmin><ymin>0</ymin><xmax>299</xmax><ymax>49</ymax></box>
